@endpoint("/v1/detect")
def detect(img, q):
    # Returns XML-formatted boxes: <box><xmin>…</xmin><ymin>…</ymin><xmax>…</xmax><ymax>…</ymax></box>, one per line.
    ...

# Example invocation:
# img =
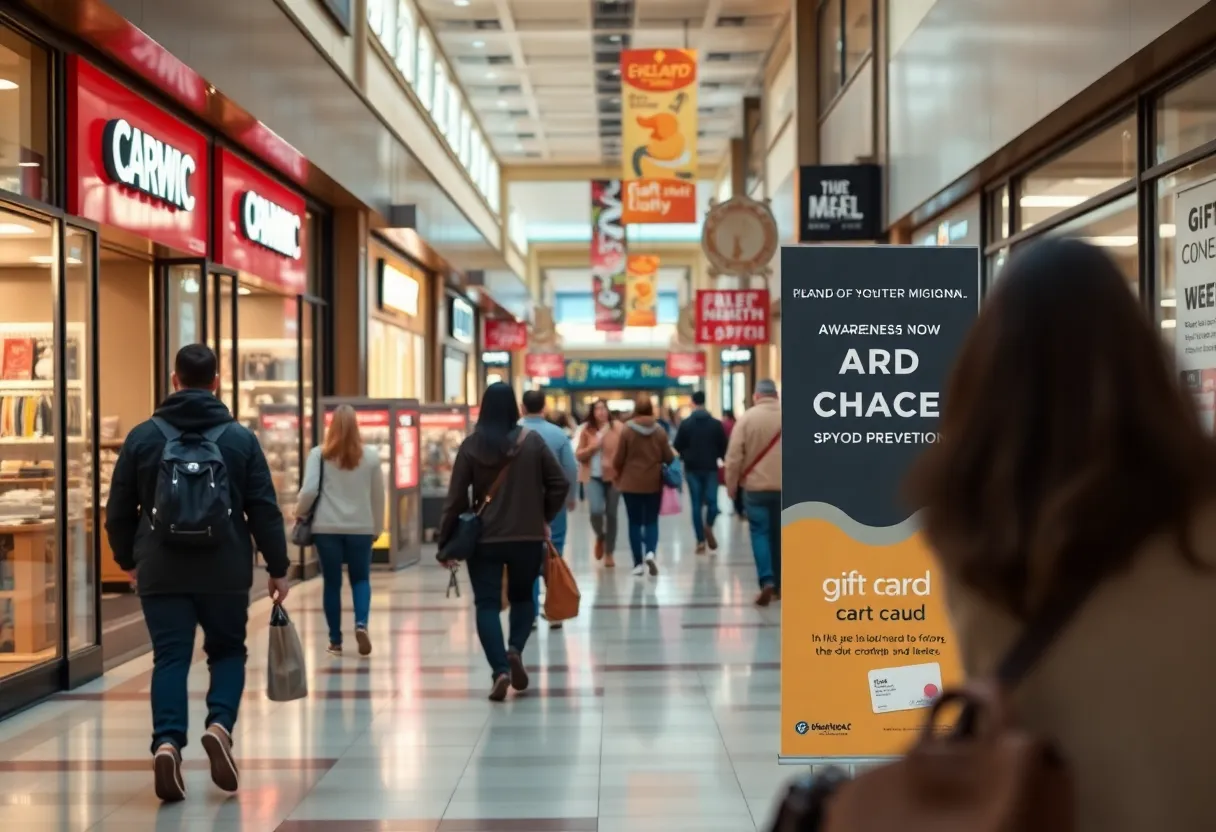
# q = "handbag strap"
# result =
<box><xmin>741</xmin><ymin>429</ymin><xmax>782</xmax><ymax>485</ymax></box>
<box><xmin>476</xmin><ymin>428</ymin><xmax>528</xmax><ymax>517</ymax></box>
<box><xmin>308</xmin><ymin>451</ymin><xmax>326</xmax><ymax>518</ymax></box>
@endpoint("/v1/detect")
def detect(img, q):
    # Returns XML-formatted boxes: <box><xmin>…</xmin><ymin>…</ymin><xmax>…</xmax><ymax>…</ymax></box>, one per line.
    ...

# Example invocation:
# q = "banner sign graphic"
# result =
<box><xmin>695</xmin><ymin>289</ymin><xmax>770</xmax><ymax>345</ymax></box>
<box><xmin>1175</xmin><ymin>176</ymin><xmax>1216</xmax><ymax>432</ymax></box>
<box><xmin>779</xmin><ymin>245</ymin><xmax>979</xmax><ymax>762</ymax></box>
<box><xmin>591</xmin><ymin>179</ymin><xmax>627</xmax><ymax>331</ymax></box>
<box><xmin>621</xmin><ymin>49</ymin><xmax>698</xmax><ymax>224</ymax></box>
<box><xmin>625</xmin><ymin>254</ymin><xmax>660</xmax><ymax>327</ymax></box>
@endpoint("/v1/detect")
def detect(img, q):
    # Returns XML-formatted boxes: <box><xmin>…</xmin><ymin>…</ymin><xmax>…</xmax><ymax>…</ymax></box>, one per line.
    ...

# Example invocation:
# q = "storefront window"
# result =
<box><xmin>487</xmin><ymin>162</ymin><xmax>500</xmax><ymax>212</ymax></box>
<box><xmin>368</xmin><ymin>0</ymin><xmax>397</xmax><ymax>55</ymax></box>
<box><xmin>446</xmin><ymin>84</ymin><xmax>461</xmax><ymax>147</ymax></box>
<box><xmin>432</xmin><ymin>62</ymin><xmax>448</xmax><ymax>133</ymax></box>
<box><xmin>416</xmin><ymin>32</ymin><xmax>434</xmax><ymax>109</ymax></box>
<box><xmin>844</xmin><ymin>0</ymin><xmax>872</xmax><ymax>79</ymax></box>
<box><xmin>988</xmin><ymin>185</ymin><xmax>1010</xmax><ymax>242</ymax></box>
<box><xmin>915</xmin><ymin>196</ymin><xmax>981</xmax><ymax>248</ymax></box>
<box><xmin>1017</xmin><ymin>113</ymin><xmax>1136</xmax><ymax>232</ymax></box>
<box><xmin>459</xmin><ymin>108</ymin><xmax>472</xmax><ymax>167</ymax></box>
<box><xmin>987</xmin><ymin>249</ymin><xmax>1008</xmax><ymax>286</ymax></box>
<box><xmin>0</xmin><ymin>207</ymin><xmax>61</xmax><ymax>677</ymax></box>
<box><xmin>0</xmin><ymin>26</ymin><xmax>50</xmax><ymax>200</ymax></box>
<box><xmin>1045</xmin><ymin>192</ymin><xmax>1139</xmax><ymax>292</ymax></box>
<box><xmin>444</xmin><ymin>346</ymin><xmax>468</xmax><ymax>404</ymax></box>
<box><xmin>818</xmin><ymin>0</ymin><xmax>842</xmax><ymax>112</ymax></box>
<box><xmin>166</xmin><ymin>265</ymin><xmax>202</xmax><ymax>363</ymax></box>
<box><xmin>1155</xmin><ymin>155</ymin><xmax>1216</xmax><ymax>336</ymax></box>
<box><xmin>1156</xmin><ymin>65</ymin><xmax>1216</xmax><ymax>165</ymax></box>
<box><xmin>395</xmin><ymin>0</ymin><xmax>417</xmax><ymax>83</ymax></box>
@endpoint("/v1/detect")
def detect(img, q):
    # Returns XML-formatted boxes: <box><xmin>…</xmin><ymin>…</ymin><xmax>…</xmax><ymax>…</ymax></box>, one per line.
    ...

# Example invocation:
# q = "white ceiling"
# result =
<box><xmin>509</xmin><ymin>178</ymin><xmax>715</xmax><ymax>242</ymax></box>
<box><xmin>417</xmin><ymin>0</ymin><xmax>789</xmax><ymax>164</ymax></box>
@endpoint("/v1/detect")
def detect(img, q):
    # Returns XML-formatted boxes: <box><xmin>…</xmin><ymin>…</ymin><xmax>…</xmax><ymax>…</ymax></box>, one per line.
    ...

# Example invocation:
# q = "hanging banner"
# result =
<box><xmin>778</xmin><ymin>245</ymin><xmax>979</xmax><ymax>763</ymax></box>
<box><xmin>1175</xmin><ymin>176</ymin><xmax>1216</xmax><ymax>432</ymax></box>
<box><xmin>625</xmin><ymin>254</ymin><xmax>660</xmax><ymax>327</ymax></box>
<box><xmin>525</xmin><ymin>353</ymin><xmax>565</xmax><ymax>378</ymax></box>
<box><xmin>666</xmin><ymin>351</ymin><xmax>707</xmax><ymax>376</ymax></box>
<box><xmin>695</xmin><ymin>289</ymin><xmax>770</xmax><ymax>345</ymax></box>
<box><xmin>483</xmin><ymin>319</ymin><xmax>528</xmax><ymax>352</ymax></box>
<box><xmin>591</xmin><ymin>180</ymin><xmax>627</xmax><ymax>331</ymax></box>
<box><xmin>621</xmin><ymin>48</ymin><xmax>698</xmax><ymax>225</ymax></box>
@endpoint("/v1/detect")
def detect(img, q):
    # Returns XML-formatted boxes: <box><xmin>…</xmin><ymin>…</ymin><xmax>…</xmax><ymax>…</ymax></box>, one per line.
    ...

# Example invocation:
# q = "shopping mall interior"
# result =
<box><xmin>0</xmin><ymin>0</ymin><xmax>1213</xmax><ymax>828</ymax></box>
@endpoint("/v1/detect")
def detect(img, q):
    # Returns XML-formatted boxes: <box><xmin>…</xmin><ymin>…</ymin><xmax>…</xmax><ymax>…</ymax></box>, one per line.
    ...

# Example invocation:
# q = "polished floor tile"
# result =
<box><xmin>0</xmin><ymin>498</ymin><xmax>795</xmax><ymax>830</ymax></box>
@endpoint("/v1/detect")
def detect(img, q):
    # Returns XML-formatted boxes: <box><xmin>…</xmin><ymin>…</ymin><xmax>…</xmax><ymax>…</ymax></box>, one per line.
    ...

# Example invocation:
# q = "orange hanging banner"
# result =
<box><xmin>621</xmin><ymin>49</ymin><xmax>698</xmax><ymax>224</ymax></box>
<box><xmin>625</xmin><ymin>254</ymin><xmax>660</xmax><ymax>327</ymax></box>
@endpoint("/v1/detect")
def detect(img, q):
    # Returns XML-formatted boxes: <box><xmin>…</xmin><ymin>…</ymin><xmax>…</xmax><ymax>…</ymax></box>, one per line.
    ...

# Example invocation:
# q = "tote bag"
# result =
<box><xmin>266</xmin><ymin>604</ymin><xmax>308</xmax><ymax>702</ymax></box>
<box><xmin>543</xmin><ymin>541</ymin><xmax>581</xmax><ymax>622</ymax></box>
<box><xmin>659</xmin><ymin>485</ymin><xmax>682</xmax><ymax>516</ymax></box>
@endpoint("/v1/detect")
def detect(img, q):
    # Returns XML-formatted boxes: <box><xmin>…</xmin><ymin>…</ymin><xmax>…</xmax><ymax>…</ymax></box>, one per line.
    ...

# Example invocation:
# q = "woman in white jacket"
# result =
<box><xmin>296</xmin><ymin>405</ymin><xmax>385</xmax><ymax>657</ymax></box>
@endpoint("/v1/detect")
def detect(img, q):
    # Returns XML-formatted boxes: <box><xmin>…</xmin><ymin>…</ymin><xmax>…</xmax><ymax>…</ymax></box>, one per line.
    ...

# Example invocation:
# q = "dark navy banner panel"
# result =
<box><xmin>780</xmin><ymin>245</ymin><xmax>979</xmax><ymax>527</ymax></box>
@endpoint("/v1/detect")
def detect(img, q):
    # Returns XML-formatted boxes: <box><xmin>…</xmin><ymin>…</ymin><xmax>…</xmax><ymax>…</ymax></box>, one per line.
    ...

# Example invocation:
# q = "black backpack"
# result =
<box><xmin>149</xmin><ymin>417</ymin><xmax>235</xmax><ymax>547</ymax></box>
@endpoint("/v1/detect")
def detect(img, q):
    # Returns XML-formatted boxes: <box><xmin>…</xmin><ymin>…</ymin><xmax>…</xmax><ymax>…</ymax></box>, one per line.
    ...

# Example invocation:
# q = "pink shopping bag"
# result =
<box><xmin>659</xmin><ymin>485</ymin><xmax>682</xmax><ymax>516</ymax></box>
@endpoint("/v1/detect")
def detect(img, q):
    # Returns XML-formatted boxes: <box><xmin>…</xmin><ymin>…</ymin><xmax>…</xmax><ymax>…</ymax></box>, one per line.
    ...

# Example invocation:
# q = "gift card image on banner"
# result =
<box><xmin>591</xmin><ymin>180</ymin><xmax>627</xmax><ymax>332</ymax></box>
<box><xmin>621</xmin><ymin>49</ymin><xmax>698</xmax><ymax>224</ymax></box>
<box><xmin>625</xmin><ymin>255</ymin><xmax>659</xmax><ymax>327</ymax></box>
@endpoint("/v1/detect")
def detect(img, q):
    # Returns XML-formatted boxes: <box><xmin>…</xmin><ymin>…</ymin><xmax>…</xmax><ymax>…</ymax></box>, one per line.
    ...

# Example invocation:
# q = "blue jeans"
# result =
<box><xmin>744</xmin><ymin>491</ymin><xmax>782</xmax><ymax>590</ymax></box>
<box><xmin>686</xmin><ymin>471</ymin><xmax>721</xmax><ymax>544</ymax></box>
<box><xmin>622</xmin><ymin>491</ymin><xmax>662</xmax><ymax>566</ymax></box>
<box><xmin>470</xmin><ymin>541</ymin><xmax>544</xmax><ymax>679</ymax></box>
<box><xmin>142</xmin><ymin>593</ymin><xmax>249</xmax><ymax>754</ymax></box>
<box><xmin>535</xmin><ymin>508</ymin><xmax>567</xmax><ymax>614</ymax></box>
<box><xmin>313</xmin><ymin>533</ymin><xmax>374</xmax><ymax>647</ymax></box>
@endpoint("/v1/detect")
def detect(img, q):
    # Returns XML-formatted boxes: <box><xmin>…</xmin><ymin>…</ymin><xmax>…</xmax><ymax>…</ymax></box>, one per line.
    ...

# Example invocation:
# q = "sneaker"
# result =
<box><xmin>507</xmin><ymin>648</ymin><xmax>529</xmax><ymax>691</ymax></box>
<box><xmin>355</xmin><ymin>627</ymin><xmax>372</xmax><ymax>656</ymax></box>
<box><xmin>631</xmin><ymin>564</ymin><xmax>646</xmax><ymax>576</ymax></box>
<box><xmin>201</xmin><ymin>723</ymin><xmax>240</xmax><ymax>793</ymax></box>
<box><xmin>153</xmin><ymin>743</ymin><xmax>186</xmax><ymax>802</ymax></box>
<box><xmin>705</xmin><ymin>526</ymin><xmax>719</xmax><ymax>552</ymax></box>
<box><xmin>605</xmin><ymin>554</ymin><xmax>616</xmax><ymax>568</ymax></box>
<box><xmin>489</xmin><ymin>673</ymin><xmax>511</xmax><ymax>702</ymax></box>
<box><xmin>695</xmin><ymin>541</ymin><xmax>707</xmax><ymax>554</ymax></box>
<box><xmin>549</xmin><ymin>621</ymin><xmax>563</xmax><ymax>630</ymax></box>
<box><xmin>594</xmin><ymin>539</ymin><xmax>604</xmax><ymax>560</ymax></box>
<box><xmin>645</xmin><ymin>552</ymin><xmax>659</xmax><ymax>576</ymax></box>
<box><xmin>755</xmin><ymin>585</ymin><xmax>776</xmax><ymax>607</ymax></box>
<box><xmin>327</xmin><ymin>643</ymin><xmax>342</xmax><ymax>657</ymax></box>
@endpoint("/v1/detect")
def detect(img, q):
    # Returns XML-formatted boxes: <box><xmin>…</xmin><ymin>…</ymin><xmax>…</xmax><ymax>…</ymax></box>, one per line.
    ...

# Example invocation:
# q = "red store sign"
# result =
<box><xmin>67</xmin><ymin>57</ymin><xmax>209</xmax><ymax>255</ymax></box>
<box><xmin>667</xmin><ymin>351</ymin><xmax>707</xmax><ymax>376</ymax></box>
<box><xmin>695</xmin><ymin>289</ymin><xmax>771</xmax><ymax>345</ymax></box>
<box><xmin>525</xmin><ymin>353</ymin><xmax>566</xmax><ymax>378</ymax></box>
<box><xmin>214</xmin><ymin>149</ymin><xmax>308</xmax><ymax>294</ymax></box>
<box><xmin>483</xmin><ymin>319</ymin><xmax>528</xmax><ymax>352</ymax></box>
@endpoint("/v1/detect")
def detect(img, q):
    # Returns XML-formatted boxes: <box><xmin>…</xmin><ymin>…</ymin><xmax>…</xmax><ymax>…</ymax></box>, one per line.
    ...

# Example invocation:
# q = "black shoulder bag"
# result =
<box><xmin>290</xmin><ymin>453</ymin><xmax>325</xmax><ymax>547</ymax></box>
<box><xmin>438</xmin><ymin>430</ymin><xmax>526</xmax><ymax>562</ymax></box>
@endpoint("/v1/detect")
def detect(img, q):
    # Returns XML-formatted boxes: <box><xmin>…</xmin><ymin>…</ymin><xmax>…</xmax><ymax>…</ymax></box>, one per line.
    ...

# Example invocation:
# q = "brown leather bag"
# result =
<box><xmin>807</xmin><ymin>582</ymin><xmax>1095</xmax><ymax>832</ymax></box>
<box><xmin>543</xmin><ymin>541</ymin><xmax>581</xmax><ymax>622</ymax></box>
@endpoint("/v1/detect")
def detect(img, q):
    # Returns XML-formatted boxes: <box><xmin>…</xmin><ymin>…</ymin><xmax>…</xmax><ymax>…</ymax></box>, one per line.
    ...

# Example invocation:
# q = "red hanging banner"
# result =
<box><xmin>591</xmin><ymin>180</ymin><xmax>627</xmax><ymax>332</ymax></box>
<box><xmin>666</xmin><ymin>351</ymin><xmax>707</xmax><ymax>376</ymax></box>
<box><xmin>483</xmin><ymin>319</ymin><xmax>528</xmax><ymax>352</ymax></box>
<box><xmin>695</xmin><ymin>289</ymin><xmax>771</xmax><ymax>345</ymax></box>
<box><xmin>525</xmin><ymin>353</ymin><xmax>566</xmax><ymax>378</ymax></box>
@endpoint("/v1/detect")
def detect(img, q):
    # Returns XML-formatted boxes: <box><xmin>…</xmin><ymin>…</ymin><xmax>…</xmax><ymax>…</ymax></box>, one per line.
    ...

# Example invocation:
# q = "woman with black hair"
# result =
<box><xmin>438</xmin><ymin>383</ymin><xmax>570</xmax><ymax>701</ymax></box>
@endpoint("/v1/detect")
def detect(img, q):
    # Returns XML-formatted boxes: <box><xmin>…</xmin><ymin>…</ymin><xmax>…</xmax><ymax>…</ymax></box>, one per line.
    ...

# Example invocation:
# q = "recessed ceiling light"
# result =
<box><xmin>609</xmin><ymin>35</ymin><xmax>621</xmax><ymax>42</ymax></box>
<box><xmin>0</xmin><ymin>223</ymin><xmax>34</xmax><ymax>236</ymax></box>
<box><xmin>0</xmin><ymin>80</ymin><xmax>17</xmax><ymax>91</ymax></box>
<box><xmin>238</xmin><ymin>286</ymin><xmax>253</xmax><ymax>295</ymax></box>
<box><xmin>29</xmin><ymin>255</ymin><xmax>82</xmax><ymax>265</ymax></box>
<box><xmin>17</xmin><ymin>162</ymin><xmax>39</xmax><ymax>168</ymax></box>
<box><xmin>473</xmin><ymin>40</ymin><xmax>485</xmax><ymax>48</ymax></box>
<box><xmin>497</xmin><ymin>100</ymin><xmax>508</xmax><ymax>107</ymax></box>
<box><xmin>454</xmin><ymin>0</ymin><xmax>469</xmax><ymax>6</ymax></box>
<box><xmin>486</xmin><ymin>71</ymin><xmax>497</xmax><ymax>79</ymax></box>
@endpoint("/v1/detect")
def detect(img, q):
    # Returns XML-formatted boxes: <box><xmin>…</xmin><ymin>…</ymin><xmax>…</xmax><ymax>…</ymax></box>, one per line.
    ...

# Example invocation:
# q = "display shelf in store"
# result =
<box><xmin>418</xmin><ymin>405</ymin><xmax>470</xmax><ymax>541</ymax></box>
<box><xmin>321</xmin><ymin>398</ymin><xmax>422</xmax><ymax>570</ymax></box>
<box><xmin>0</xmin><ymin>521</ymin><xmax>57</xmax><ymax>659</ymax></box>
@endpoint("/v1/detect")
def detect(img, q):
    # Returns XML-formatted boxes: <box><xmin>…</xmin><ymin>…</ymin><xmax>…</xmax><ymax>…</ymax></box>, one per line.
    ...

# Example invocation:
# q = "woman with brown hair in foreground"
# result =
<box><xmin>906</xmin><ymin>238</ymin><xmax>1216</xmax><ymax>832</ymax></box>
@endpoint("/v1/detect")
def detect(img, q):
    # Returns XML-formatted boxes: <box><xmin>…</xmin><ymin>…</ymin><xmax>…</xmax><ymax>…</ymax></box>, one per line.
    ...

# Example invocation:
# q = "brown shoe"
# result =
<box><xmin>508</xmin><ymin>648</ymin><xmax>530</xmax><ymax>691</ymax></box>
<box><xmin>489</xmin><ymin>673</ymin><xmax>511</xmax><ymax>701</ymax></box>
<box><xmin>355</xmin><ymin>627</ymin><xmax>372</xmax><ymax>656</ymax></box>
<box><xmin>772</xmin><ymin>590</ymin><xmax>781</xmax><ymax>602</ymax></box>
<box><xmin>153</xmin><ymin>743</ymin><xmax>186</xmax><ymax>802</ymax></box>
<box><xmin>695</xmin><ymin>542</ymin><xmax>707</xmax><ymax>555</ymax></box>
<box><xmin>755</xmin><ymin>586</ymin><xmax>776</xmax><ymax>607</ymax></box>
<box><xmin>594</xmin><ymin>539</ymin><xmax>604</xmax><ymax>560</ymax></box>
<box><xmin>201</xmin><ymin>723</ymin><xmax>240</xmax><ymax>793</ymax></box>
<box><xmin>605</xmin><ymin>555</ymin><xmax>616</xmax><ymax>568</ymax></box>
<box><xmin>705</xmin><ymin>526</ymin><xmax>718</xmax><ymax>551</ymax></box>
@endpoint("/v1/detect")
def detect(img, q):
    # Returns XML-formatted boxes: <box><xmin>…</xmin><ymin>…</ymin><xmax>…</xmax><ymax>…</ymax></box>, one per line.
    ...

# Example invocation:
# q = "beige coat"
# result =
<box><xmin>942</xmin><ymin>509</ymin><xmax>1216</xmax><ymax>832</ymax></box>
<box><xmin>724</xmin><ymin>397</ymin><xmax>781</xmax><ymax>494</ymax></box>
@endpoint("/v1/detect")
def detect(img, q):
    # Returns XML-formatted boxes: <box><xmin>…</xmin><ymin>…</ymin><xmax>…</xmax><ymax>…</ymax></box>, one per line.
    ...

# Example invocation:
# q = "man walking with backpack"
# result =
<box><xmin>725</xmin><ymin>379</ymin><xmax>783</xmax><ymax>607</ymax></box>
<box><xmin>673</xmin><ymin>391</ymin><xmax>728</xmax><ymax>554</ymax></box>
<box><xmin>106</xmin><ymin>344</ymin><xmax>292</xmax><ymax>803</ymax></box>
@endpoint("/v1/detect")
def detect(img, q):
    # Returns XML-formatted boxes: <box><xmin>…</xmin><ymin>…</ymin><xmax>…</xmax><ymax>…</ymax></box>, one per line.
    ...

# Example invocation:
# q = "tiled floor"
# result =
<box><xmin>0</xmin><ymin>498</ymin><xmax>790</xmax><ymax>831</ymax></box>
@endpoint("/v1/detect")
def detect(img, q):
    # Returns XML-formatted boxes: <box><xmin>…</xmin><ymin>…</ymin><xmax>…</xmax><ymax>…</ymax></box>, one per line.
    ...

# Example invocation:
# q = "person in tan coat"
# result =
<box><xmin>612</xmin><ymin>395</ymin><xmax>674</xmax><ymax>576</ymax></box>
<box><xmin>725</xmin><ymin>380</ymin><xmax>782</xmax><ymax>606</ymax></box>
<box><xmin>575</xmin><ymin>399</ymin><xmax>622</xmax><ymax>567</ymax></box>
<box><xmin>905</xmin><ymin>238</ymin><xmax>1216</xmax><ymax>832</ymax></box>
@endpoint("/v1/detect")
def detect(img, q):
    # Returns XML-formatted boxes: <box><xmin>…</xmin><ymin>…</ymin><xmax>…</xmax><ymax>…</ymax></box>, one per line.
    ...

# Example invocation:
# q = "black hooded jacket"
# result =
<box><xmin>104</xmin><ymin>389</ymin><xmax>290</xmax><ymax>595</ymax></box>
<box><xmin>438</xmin><ymin>426</ymin><xmax>570</xmax><ymax>549</ymax></box>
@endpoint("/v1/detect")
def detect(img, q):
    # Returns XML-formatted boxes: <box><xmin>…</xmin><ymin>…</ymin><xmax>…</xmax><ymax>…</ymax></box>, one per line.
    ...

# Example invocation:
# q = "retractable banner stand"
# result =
<box><xmin>779</xmin><ymin>245</ymin><xmax>979</xmax><ymax>764</ymax></box>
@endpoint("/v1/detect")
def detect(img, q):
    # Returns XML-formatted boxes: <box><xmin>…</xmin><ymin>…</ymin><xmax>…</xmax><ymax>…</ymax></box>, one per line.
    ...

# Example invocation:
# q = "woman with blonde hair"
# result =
<box><xmin>296</xmin><ymin>405</ymin><xmax>386</xmax><ymax>657</ymax></box>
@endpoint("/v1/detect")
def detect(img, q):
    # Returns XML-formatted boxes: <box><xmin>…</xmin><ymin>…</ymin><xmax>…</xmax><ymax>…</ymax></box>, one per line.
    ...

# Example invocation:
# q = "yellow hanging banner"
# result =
<box><xmin>621</xmin><ymin>49</ymin><xmax>698</xmax><ymax>224</ymax></box>
<box><xmin>625</xmin><ymin>254</ymin><xmax>660</xmax><ymax>327</ymax></box>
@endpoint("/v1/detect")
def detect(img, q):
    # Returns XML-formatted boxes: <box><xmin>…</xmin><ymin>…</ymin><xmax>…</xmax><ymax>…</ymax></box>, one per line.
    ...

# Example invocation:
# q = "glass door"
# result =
<box><xmin>157</xmin><ymin>258</ymin><xmax>205</xmax><ymax>396</ymax></box>
<box><xmin>210</xmin><ymin>271</ymin><xmax>237</xmax><ymax>416</ymax></box>
<box><xmin>297</xmin><ymin>296</ymin><xmax>325</xmax><ymax>576</ymax></box>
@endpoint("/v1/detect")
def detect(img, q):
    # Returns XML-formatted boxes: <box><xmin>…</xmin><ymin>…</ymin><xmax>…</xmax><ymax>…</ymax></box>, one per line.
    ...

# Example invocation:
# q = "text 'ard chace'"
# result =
<box><xmin>814</xmin><ymin>348</ymin><xmax>940</xmax><ymax>418</ymax></box>
<box><xmin>103</xmin><ymin>118</ymin><xmax>196</xmax><ymax>212</ymax></box>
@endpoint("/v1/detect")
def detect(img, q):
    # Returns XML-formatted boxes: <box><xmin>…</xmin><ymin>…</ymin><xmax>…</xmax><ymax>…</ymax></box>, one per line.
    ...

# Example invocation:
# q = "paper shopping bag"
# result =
<box><xmin>266</xmin><ymin>603</ymin><xmax>308</xmax><ymax>702</ymax></box>
<box><xmin>659</xmin><ymin>485</ymin><xmax>682</xmax><ymax>516</ymax></box>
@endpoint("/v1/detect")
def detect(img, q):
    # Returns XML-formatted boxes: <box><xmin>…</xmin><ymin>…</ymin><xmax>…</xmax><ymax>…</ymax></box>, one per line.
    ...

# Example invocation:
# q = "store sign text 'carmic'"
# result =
<box><xmin>103</xmin><ymin>117</ymin><xmax>196</xmax><ymax>212</ymax></box>
<box><xmin>240</xmin><ymin>191</ymin><xmax>302</xmax><ymax>259</ymax></box>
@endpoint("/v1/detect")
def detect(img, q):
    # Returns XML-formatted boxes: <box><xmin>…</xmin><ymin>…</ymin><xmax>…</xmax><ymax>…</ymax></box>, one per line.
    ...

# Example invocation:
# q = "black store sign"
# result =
<box><xmin>798</xmin><ymin>164</ymin><xmax>882</xmax><ymax>243</ymax></box>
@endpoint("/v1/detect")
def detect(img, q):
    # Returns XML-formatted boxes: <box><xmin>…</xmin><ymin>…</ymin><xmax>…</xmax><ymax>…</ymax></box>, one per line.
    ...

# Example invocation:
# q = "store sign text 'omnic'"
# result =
<box><xmin>240</xmin><ymin>191</ymin><xmax>302</xmax><ymax>260</ymax></box>
<box><xmin>102</xmin><ymin>118</ymin><xmax>196</xmax><ymax>212</ymax></box>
